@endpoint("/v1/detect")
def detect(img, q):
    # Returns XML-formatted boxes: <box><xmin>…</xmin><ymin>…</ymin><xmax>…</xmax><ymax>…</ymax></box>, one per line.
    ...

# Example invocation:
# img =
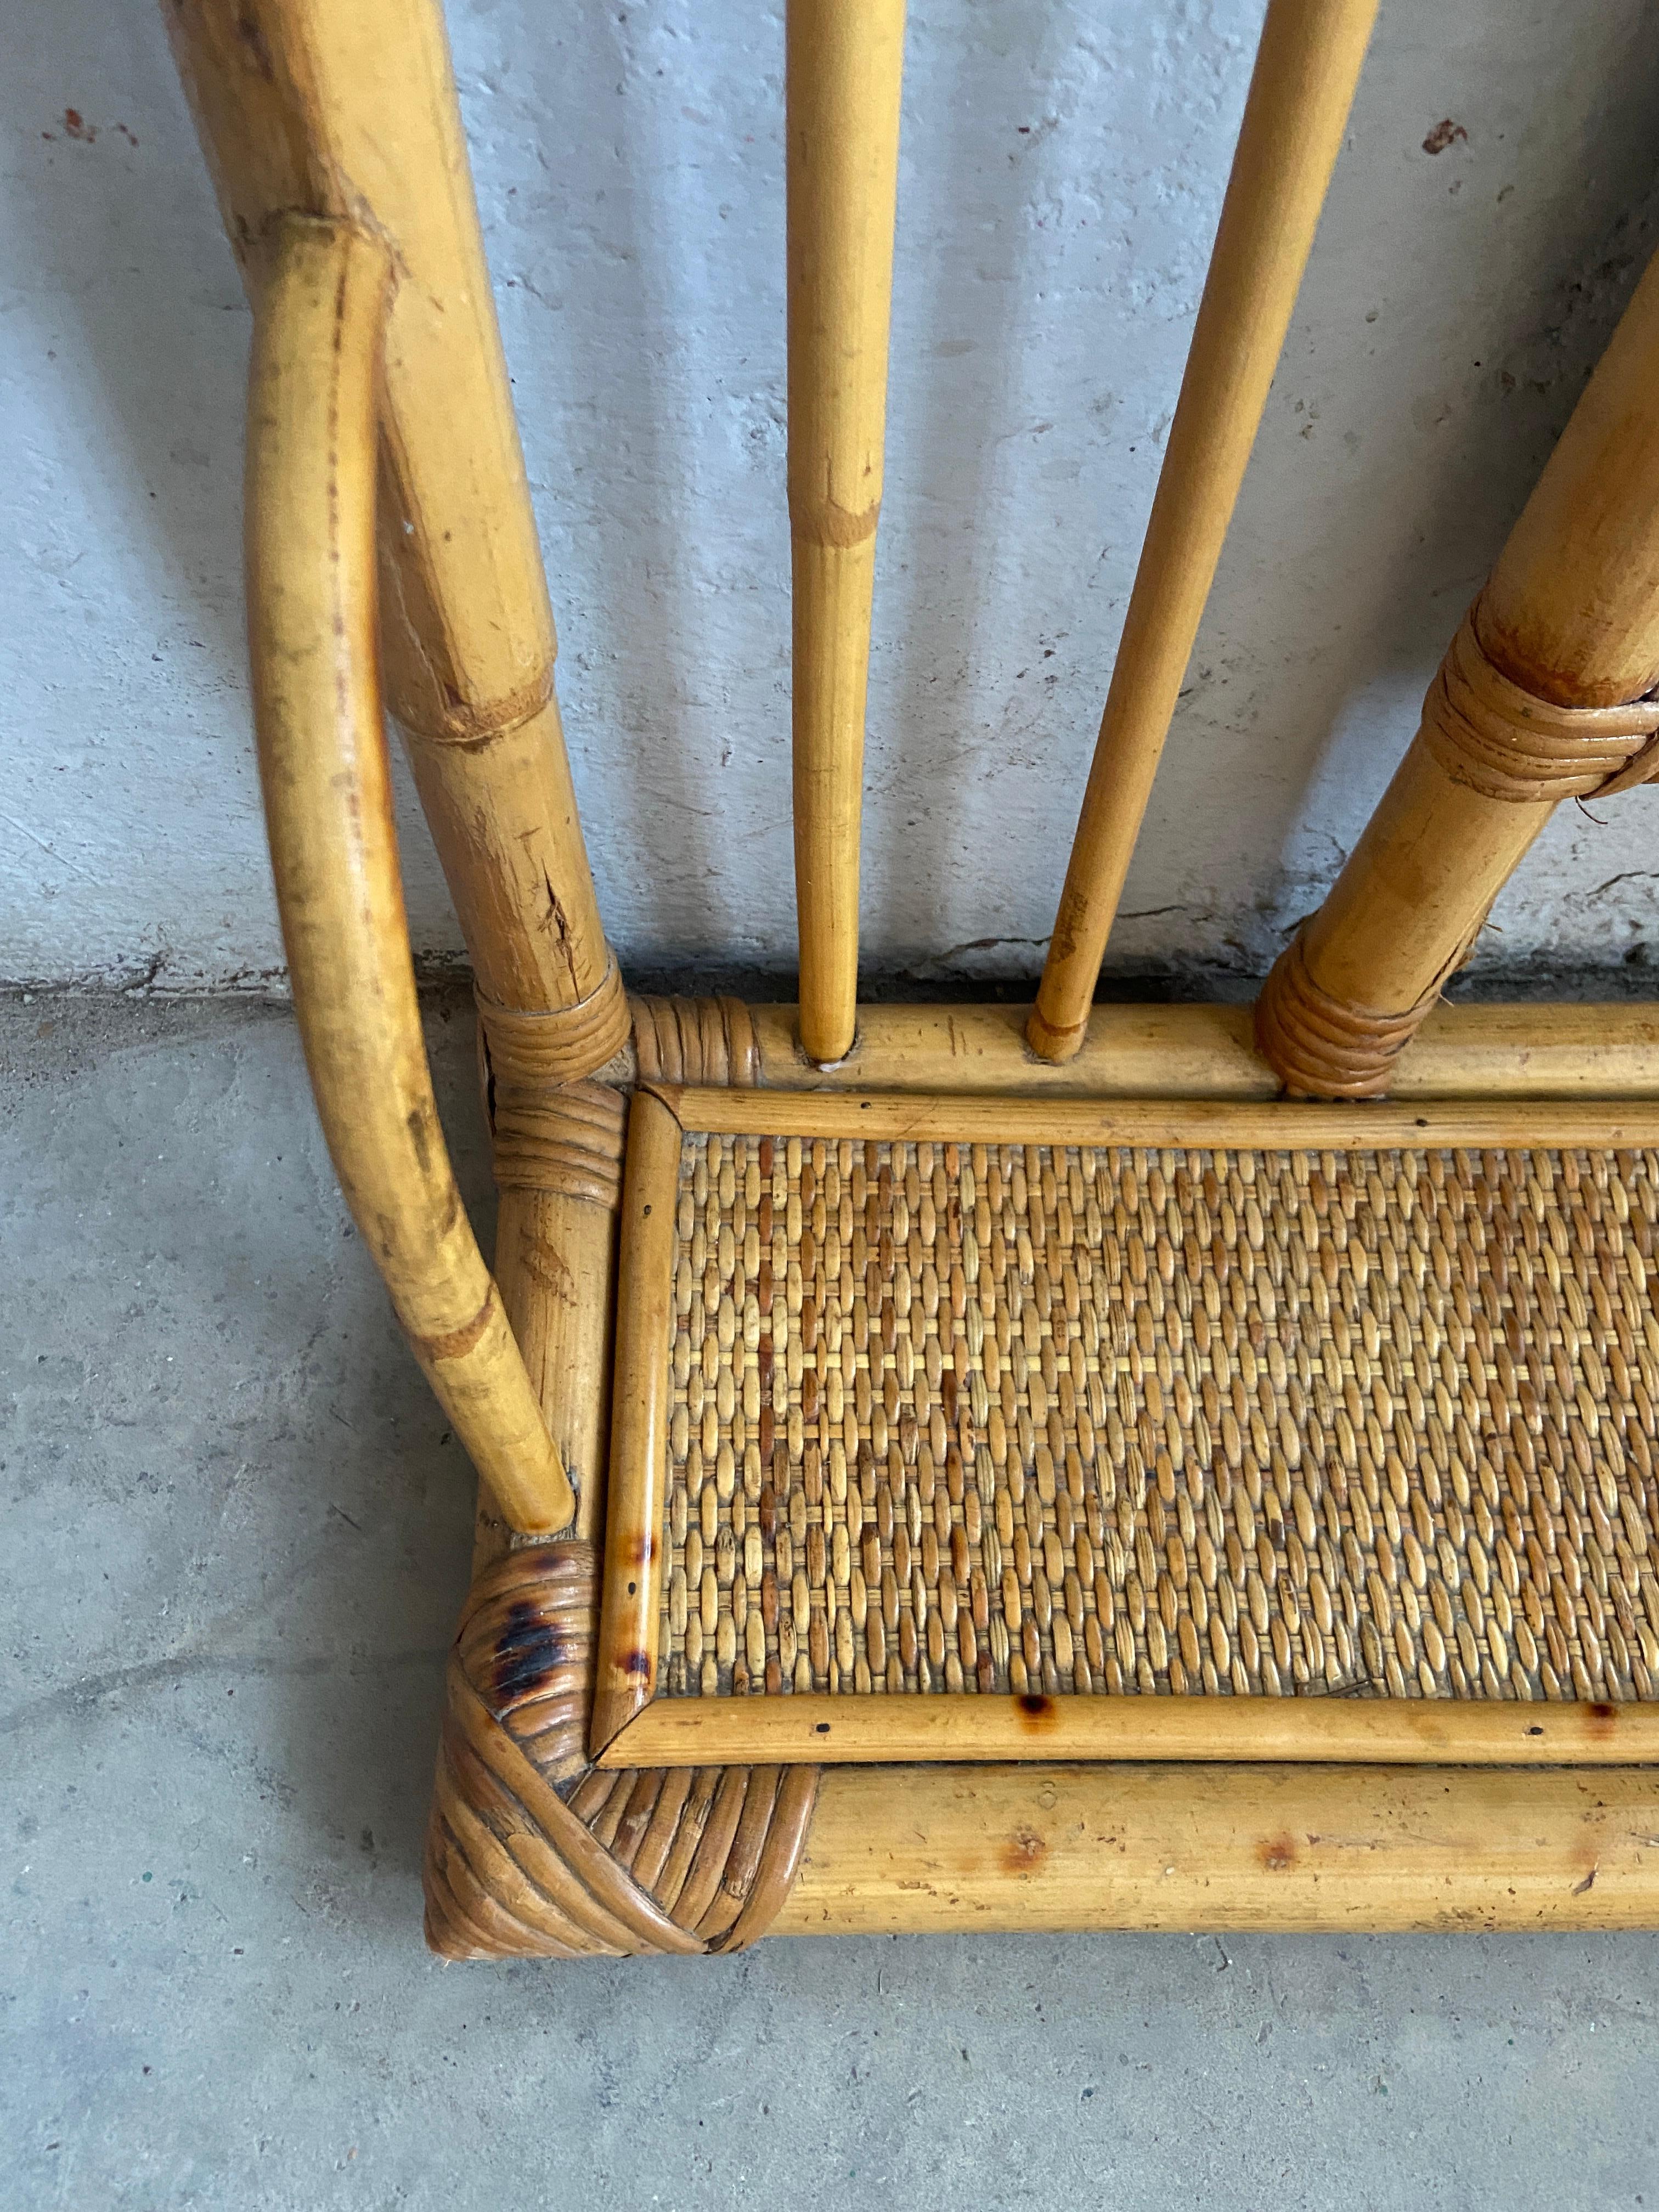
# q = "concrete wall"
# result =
<box><xmin>6</xmin><ymin>0</ymin><xmax>1659</xmax><ymax>994</ymax></box>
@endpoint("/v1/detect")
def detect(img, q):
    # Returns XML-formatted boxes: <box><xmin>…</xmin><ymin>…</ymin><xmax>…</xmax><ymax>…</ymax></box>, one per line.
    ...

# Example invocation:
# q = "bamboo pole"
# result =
<box><xmin>1026</xmin><ymin>0</ymin><xmax>1378</xmax><ymax>1064</ymax></box>
<box><xmin>166</xmin><ymin>0</ymin><xmax>625</xmax><ymax>1052</ymax></box>
<box><xmin>246</xmin><ymin>213</ymin><xmax>572</xmax><ymax>1536</ymax></box>
<box><xmin>600</xmin><ymin>1691</ymin><xmax>1659</xmax><ymax>1771</ymax></box>
<box><xmin>788</xmin><ymin>0</ymin><xmax>907</xmax><ymax>1067</ymax></box>
<box><xmin>490</xmin><ymin>1081</ymin><xmax>628</xmax><ymax>1551</ymax></box>
<box><xmin>742</xmin><ymin>1000</ymin><xmax>1659</xmax><ymax>1099</ymax></box>
<box><xmin>772</xmin><ymin>1762</ymin><xmax>1659</xmax><ymax>1934</ymax></box>
<box><xmin>1256</xmin><ymin>247</ymin><xmax>1659</xmax><ymax>1097</ymax></box>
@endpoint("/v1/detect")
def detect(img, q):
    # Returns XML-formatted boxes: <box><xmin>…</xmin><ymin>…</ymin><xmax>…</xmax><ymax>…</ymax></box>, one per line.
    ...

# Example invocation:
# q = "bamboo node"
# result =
<box><xmin>390</xmin><ymin>660</ymin><xmax>556</xmax><ymax>749</ymax></box>
<box><xmin>1424</xmin><ymin>607</ymin><xmax>1659</xmax><ymax>802</ymax></box>
<box><xmin>478</xmin><ymin>959</ymin><xmax>631</xmax><ymax>1092</ymax></box>
<box><xmin>424</xmin><ymin>1543</ymin><xmax>820</xmax><ymax>1960</ymax></box>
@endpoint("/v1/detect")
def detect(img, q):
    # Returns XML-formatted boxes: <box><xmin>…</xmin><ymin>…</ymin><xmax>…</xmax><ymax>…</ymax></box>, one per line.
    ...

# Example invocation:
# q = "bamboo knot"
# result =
<box><xmin>1424</xmin><ymin>607</ymin><xmax>1659</xmax><ymax>803</ymax></box>
<box><xmin>424</xmin><ymin>1544</ymin><xmax>820</xmax><ymax>1959</ymax></box>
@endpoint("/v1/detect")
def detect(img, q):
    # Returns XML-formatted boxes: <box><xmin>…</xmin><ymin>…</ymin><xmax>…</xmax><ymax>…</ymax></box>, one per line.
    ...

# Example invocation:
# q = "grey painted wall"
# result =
<box><xmin>5</xmin><ymin>0</ymin><xmax>1658</xmax><ymax>994</ymax></box>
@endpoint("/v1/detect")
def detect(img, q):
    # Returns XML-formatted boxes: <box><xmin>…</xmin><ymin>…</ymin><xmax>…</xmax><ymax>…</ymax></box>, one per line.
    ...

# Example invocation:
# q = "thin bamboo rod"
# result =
<box><xmin>1256</xmin><ymin>246</ymin><xmax>1659</xmax><ymax>1097</ymax></box>
<box><xmin>246</xmin><ymin>213</ymin><xmax>572</xmax><ymax>1538</ymax></box>
<box><xmin>166</xmin><ymin>0</ymin><xmax>622</xmax><ymax>1041</ymax></box>
<box><xmin>1027</xmin><ymin>0</ymin><xmax>1378</xmax><ymax>1065</ymax></box>
<box><xmin>788</xmin><ymin>0</ymin><xmax>907</xmax><ymax>1067</ymax></box>
<box><xmin>601</xmin><ymin>1691</ymin><xmax>1659</xmax><ymax>1771</ymax></box>
<box><xmin>772</xmin><ymin>1762</ymin><xmax>1659</xmax><ymax>1934</ymax></box>
<box><xmin>742</xmin><ymin>1000</ymin><xmax>1659</xmax><ymax>1099</ymax></box>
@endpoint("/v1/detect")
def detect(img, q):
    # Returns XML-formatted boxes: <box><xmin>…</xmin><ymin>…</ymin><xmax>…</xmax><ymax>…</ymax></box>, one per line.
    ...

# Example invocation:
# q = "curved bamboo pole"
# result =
<box><xmin>1256</xmin><ymin>246</ymin><xmax>1659</xmax><ymax>1096</ymax></box>
<box><xmin>246</xmin><ymin>213</ymin><xmax>573</xmax><ymax>1537</ymax></box>
<box><xmin>1026</xmin><ymin>0</ymin><xmax>1378</xmax><ymax>1063</ymax></box>
<box><xmin>788</xmin><ymin>0</ymin><xmax>907</xmax><ymax>1066</ymax></box>
<box><xmin>166</xmin><ymin>0</ymin><xmax>625</xmax><ymax>1053</ymax></box>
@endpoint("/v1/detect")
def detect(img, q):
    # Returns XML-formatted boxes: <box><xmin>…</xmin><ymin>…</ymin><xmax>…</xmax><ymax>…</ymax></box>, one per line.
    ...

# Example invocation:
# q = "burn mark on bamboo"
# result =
<box><xmin>492</xmin><ymin>1598</ymin><xmax>571</xmax><ymax>1703</ymax></box>
<box><xmin>1015</xmin><ymin>1693</ymin><xmax>1057</xmax><ymax>1730</ymax></box>
<box><xmin>617</xmin><ymin>1646</ymin><xmax>655</xmax><ymax>1684</ymax></box>
<box><xmin>1002</xmin><ymin>1825</ymin><xmax>1047</xmax><ymax>1873</ymax></box>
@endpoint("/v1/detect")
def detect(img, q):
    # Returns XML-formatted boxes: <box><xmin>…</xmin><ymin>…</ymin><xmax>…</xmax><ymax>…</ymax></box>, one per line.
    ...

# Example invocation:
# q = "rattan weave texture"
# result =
<box><xmin>656</xmin><ymin>1132</ymin><xmax>1659</xmax><ymax>1705</ymax></box>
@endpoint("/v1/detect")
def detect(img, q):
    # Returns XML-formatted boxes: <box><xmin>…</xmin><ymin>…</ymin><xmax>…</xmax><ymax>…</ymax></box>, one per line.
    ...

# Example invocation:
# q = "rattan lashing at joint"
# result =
<box><xmin>1424</xmin><ymin>605</ymin><xmax>1659</xmax><ymax>804</ymax></box>
<box><xmin>423</xmin><ymin>1543</ymin><xmax>820</xmax><ymax>1959</ymax></box>
<box><xmin>476</xmin><ymin>957</ymin><xmax>633</xmax><ymax>1101</ymax></box>
<box><xmin>1252</xmin><ymin>932</ymin><xmax>1455</xmax><ymax>1103</ymax></box>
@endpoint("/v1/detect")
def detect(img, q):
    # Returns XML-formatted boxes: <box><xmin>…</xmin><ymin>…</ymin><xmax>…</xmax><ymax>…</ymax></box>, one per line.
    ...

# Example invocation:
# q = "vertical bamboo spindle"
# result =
<box><xmin>1026</xmin><ymin>0</ymin><xmax>1378</xmax><ymax>1063</ymax></box>
<box><xmin>247</xmin><ymin>213</ymin><xmax>573</xmax><ymax>1536</ymax></box>
<box><xmin>1256</xmin><ymin>247</ymin><xmax>1659</xmax><ymax>1097</ymax></box>
<box><xmin>788</xmin><ymin>0</ymin><xmax>907</xmax><ymax>1066</ymax></box>
<box><xmin>166</xmin><ymin>0</ymin><xmax>627</xmax><ymax>1062</ymax></box>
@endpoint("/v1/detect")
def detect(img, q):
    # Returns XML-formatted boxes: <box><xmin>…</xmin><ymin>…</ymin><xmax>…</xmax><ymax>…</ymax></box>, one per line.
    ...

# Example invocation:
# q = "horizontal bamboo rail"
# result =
<box><xmin>774</xmin><ymin>1762</ymin><xmax>1659</xmax><ymax>1933</ymax></box>
<box><xmin>1028</xmin><ymin>0</ymin><xmax>1378</xmax><ymax>1064</ymax></box>
<box><xmin>601</xmin><ymin>1692</ymin><xmax>1659</xmax><ymax>1770</ymax></box>
<box><xmin>246</xmin><ymin>213</ymin><xmax>572</xmax><ymax>1536</ymax></box>
<box><xmin>740</xmin><ymin>999</ymin><xmax>1659</xmax><ymax>1098</ymax></box>
<box><xmin>788</xmin><ymin>0</ymin><xmax>907</xmax><ymax>1066</ymax></box>
<box><xmin>1256</xmin><ymin>246</ymin><xmax>1659</xmax><ymax>1097</ymax></box>
<box><xmin>167</xmin><ymin>0</ymin><xmax>625</xmax><ymax>1059</ymax></box>
<box><xmin>651</xmin><ymin>1082</ymin><xmax>1659</xmax><ymax>1153</ymax></box>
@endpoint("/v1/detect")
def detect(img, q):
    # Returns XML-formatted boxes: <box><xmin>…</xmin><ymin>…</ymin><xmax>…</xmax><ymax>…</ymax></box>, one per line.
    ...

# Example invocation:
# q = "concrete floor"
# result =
<box><xmin>5</xmin><ymin>990</ymin><xmax>1659</xmax><ymax>2211</ymax></box>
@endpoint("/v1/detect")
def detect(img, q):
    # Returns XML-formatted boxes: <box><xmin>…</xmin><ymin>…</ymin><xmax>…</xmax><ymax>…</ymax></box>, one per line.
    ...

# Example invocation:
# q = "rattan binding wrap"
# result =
<box><xmin>491</xmin><ymin>1079</ymin><xmax>627</xmax><ymax>1208</ymax></box>
<box><xmin>1425</xmin><ymin>607</ymin><xmax>1659</xmax><ymax>803</ymax></box>
<box><xmin>632</xmin><ymin>995</ymin><xmax>760</xmax><ymax>1087</ymax></box>
<box><xmin>479</xmin><ymin>961</ymin><xmax>632</xmax><ymax>1092</ymax></box>
<box><xmin>653</xmin><ymin>1128</ymin><xmax>1659</xmax><ymax>1708</ymax></box>
<box><xmin>1254</xmin><ymin>930</ymin><xmax>1463</xmax><ymax>1102</ymax></box>
<box><xmin>1255</xmin><ymin>603</ymin><xmax>1659</xmax><ymax>1099</ymax></box>
<box><xmin>426</xmin><ymin>1544</ymin><xmax>820</xmax><ymax>1957</ymax></box>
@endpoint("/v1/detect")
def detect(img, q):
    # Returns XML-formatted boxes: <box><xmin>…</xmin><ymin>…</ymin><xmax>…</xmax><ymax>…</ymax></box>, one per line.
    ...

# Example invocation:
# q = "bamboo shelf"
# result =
<box><xmin>170</xmin><ymin>0</ymin><xmax>1659</xmax><ymax>1954</ymax></box>
<box><xmin>591</xmin><ymin>1087</ymin><xmax>1659</xmax><ymax>1769</ymax></box>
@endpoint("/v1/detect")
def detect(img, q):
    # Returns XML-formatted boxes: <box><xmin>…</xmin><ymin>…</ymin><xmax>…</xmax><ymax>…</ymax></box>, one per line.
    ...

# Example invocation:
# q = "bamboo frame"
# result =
<box><xmin>245</xmin><ymin>213</ymin><xmax>571</xmax><ymax>1536</ymax></box>
<box><xmin>167</xmin><ymin>0</ymin><xmax>625</xmax><ymax>1054</ymax></box>
<box><xmin>1028</xmin><ymin>0</ymin><xmax>1378</xmax><ymax>1064</ymax></box>
<box><xmin>741</xmin><ymin>1001</ymin><xmax>1659</xmax><ymax>1099</ymax></box>
<box><xmin>603</xmin><ymin>1691</ymin><xmax>1659</xmax><ymax>1770</ymax></box>
<box><xmin>591</xmin><ymin>1091</ymin><xmax>684</xmax><ymax>1750</ymax></box>
<box><xmin>1256</xmin><ymin>246</ymin><xmax>1659</xmax><ymax>1098</ymax></box>
<box><xmin>775</xmin><ymin>1762</ymin><xmax>1659</xmax><ymax>1934</ymax></box>
<box><xmin>652</xmin><ymin>1084</ymin><xmax>1659</xmax><ymax>1152</ymax></box>
<box><xmin>788</xmin><ymin>0</ymin><xmax>907</xmax><ymax>1066</ymax></box>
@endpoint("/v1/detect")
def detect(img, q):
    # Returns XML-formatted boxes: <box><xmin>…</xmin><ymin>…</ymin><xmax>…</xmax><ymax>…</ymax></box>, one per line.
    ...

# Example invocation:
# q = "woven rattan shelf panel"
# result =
<box><xmin>593</xmin><ymin>1090</ymin><xmax>1659</xmax><ymax>1767</ymax></box>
